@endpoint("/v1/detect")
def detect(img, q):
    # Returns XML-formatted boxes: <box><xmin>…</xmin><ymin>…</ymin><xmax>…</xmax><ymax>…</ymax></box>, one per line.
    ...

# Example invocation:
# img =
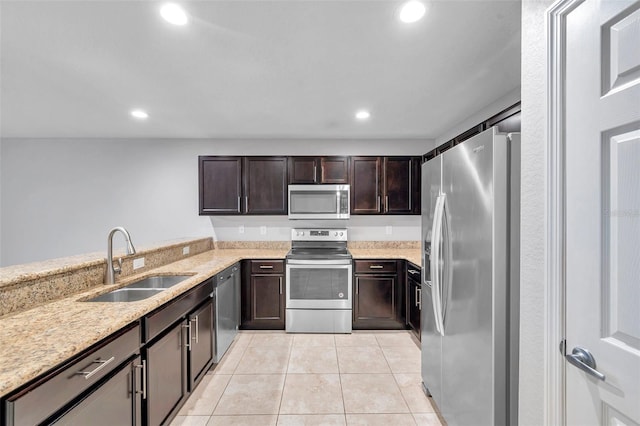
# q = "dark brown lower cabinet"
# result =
<box><xmin>188</xmin><ymin>299</ymin><xmax>215</xmax><ymax>390</ymax></box>
<box><xmin>51</xmin><ymin>356</ymin><xmax>143</xmax><ymax>425</ymax></box>
<box><xmin>353</xmin><ymin>260</ymin><xmax>404</xmax><ymax>329</ymax></box>
<box><xmin>146</xmin><ymin>321</ymin><xmax>188</xmax><ymax>426</ymax></box>
<box><xmin>143</xmin><ymin>279</ymin><xmax>215</xmax><ymax>425</ymax></box>
<box><xmin>2</xmin><ymin>323</ymin><xmax>141</xmax><ymax>426</ymax></box>
<box><xmin>406</xmin><ymin>267</ymin><xmax>422</xmax><ymax>340</ymax></box>
<box><xmin>241</xmin><ymin>260</ymin><xmax>285</xmax><ymax>330</ymax></box>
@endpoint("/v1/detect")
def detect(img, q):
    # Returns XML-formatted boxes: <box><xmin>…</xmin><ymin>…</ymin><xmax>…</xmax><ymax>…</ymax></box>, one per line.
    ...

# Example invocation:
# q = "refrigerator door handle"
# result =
<box><xmin>430</xmin><ymin>194</ymin><xmax>446</xmax><ymax>336</ymax></box>
<box><xmin>440</xmin><ymin>196</ymin><xmax>453</xmax><ymax>329</ymax></box>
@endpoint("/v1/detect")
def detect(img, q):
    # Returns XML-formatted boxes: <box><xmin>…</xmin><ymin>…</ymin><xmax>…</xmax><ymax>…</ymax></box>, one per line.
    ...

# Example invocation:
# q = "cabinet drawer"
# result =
<box><xmin>250</xmin><ymin>260</ymin><xmax>284</xmax><ymax>274</ymax></box>
<box><xmin>354</xmin><ymin>260</ymin><xmax>397</xmax><ymax>274</ymax></box>
<box><xmin>145</xmin><ymin>280</ymin><xmax>213</xmax><ymax>342</ymax></box>
<box><xmin>4</xmin><ymin>322</ymin><xmax>140</xmax><ymax>426</ymax></box>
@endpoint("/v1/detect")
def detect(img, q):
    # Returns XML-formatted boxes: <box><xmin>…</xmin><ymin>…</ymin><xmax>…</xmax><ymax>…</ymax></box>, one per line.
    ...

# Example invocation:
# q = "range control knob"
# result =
<box><xmin>339</xmin><ymin>232</ymin><xmax>344</xmax><ymax>236</ymax></box>
<box><xmin>334</xmin><ymin>232</ymin><xmax>338</xmax><ymax>236</ymax></box>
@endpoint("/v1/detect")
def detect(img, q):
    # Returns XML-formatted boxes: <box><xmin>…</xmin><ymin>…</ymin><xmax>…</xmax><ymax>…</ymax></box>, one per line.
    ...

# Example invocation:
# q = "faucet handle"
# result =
<box><xmin>114</xmin><ymin>258</ymin><xmax>123</xmax><ymax>275</ymax></box>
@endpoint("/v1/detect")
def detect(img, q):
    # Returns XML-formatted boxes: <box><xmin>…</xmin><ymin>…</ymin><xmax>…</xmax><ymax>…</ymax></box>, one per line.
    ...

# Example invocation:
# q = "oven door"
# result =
<box><xmin>286</xmin><ymin>261</ymin><xmax>352</xmax><ymax>310</ymax></box>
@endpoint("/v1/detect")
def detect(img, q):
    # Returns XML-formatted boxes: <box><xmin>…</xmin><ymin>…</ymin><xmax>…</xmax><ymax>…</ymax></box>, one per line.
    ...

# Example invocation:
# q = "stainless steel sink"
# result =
<box><xmin>86</xmin><ymin>288</ymin><xmax>165</xmax><ymax>302</ymax></box>
<box><xmin>83</xmin><ymin>274</ymin><xmax>193</xmax><ymax>302</ymax></box>
<box><xmin>125</xmin><ymin>274</ymin><xmax>192</xmax><ymax>289</ymax></box>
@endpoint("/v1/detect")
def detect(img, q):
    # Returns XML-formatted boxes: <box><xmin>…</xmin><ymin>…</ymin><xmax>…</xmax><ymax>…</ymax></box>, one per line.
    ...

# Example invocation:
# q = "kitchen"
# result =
<box><xmin>2</xmin><ymin>1</ymin><xmax>639</xmax><ymax>426</ymax></box>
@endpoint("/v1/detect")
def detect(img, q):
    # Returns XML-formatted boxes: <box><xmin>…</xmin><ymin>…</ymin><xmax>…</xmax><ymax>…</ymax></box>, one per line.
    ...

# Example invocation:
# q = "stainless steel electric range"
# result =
<box><xmin>285</xmin><ymin>228</ymin><xmax>352</xmax><ymax>333</ymax></box>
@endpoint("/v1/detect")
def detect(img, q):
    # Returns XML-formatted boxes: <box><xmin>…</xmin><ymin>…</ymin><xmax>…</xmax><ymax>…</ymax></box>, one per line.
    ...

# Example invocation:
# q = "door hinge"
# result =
<box><xmin>559</xmin><ymin>338</ymin><xmax>566</xmax><ymax>356</ymax></box>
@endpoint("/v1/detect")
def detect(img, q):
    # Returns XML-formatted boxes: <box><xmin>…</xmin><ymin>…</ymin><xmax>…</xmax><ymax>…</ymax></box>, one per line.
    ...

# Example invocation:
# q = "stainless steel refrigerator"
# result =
<box><xmin>421</xmin><ymin>128</ymin><xmax>520</xmax><ymax>426</ymax></box>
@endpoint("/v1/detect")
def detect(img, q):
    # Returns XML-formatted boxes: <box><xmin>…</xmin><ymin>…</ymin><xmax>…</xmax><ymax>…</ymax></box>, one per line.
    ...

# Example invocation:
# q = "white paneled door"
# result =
<box><xmin>562</xmin><ymin>0</ymin><xmax>640</xmax><ymax>424</ymax></box>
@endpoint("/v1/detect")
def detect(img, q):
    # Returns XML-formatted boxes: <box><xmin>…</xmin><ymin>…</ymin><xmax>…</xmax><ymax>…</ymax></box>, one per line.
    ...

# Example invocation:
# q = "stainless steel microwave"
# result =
<box><xmin>288</xmin><ymin>184</ymin><xmax>350</xmax><ymax>219</ymax></box>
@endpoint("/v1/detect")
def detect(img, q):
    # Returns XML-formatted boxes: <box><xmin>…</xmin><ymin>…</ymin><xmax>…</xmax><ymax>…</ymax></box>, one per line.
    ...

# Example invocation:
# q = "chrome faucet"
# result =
<box><xmin>105</xmin><ymin>226</ymin><xmax>136</xmax><ymax>284</ymax></box>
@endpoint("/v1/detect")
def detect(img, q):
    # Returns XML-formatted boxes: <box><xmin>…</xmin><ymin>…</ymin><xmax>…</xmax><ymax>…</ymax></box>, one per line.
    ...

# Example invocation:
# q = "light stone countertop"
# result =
<box><xmin>350</xmin><ymin>248</ymin><xmax>421</xmax><ymax>267</ymax></box>
<box><xmin>0</xmin><ymin>246</ymin><xmax>421</xmax><ymax>398</ymax></box>
<box><xmin>0</xmin><ymin>248</ymin><xmax>286</xmax><ymax>397</ymax></box>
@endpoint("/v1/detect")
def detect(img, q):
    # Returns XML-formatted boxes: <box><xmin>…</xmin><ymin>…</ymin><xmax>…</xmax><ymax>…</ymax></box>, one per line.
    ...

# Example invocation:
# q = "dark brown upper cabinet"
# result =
<box><xmin>199</xmin><ymin>156</ymin><xmax>243</xmax><ymax>214</ymax></box>
<box><xmin>351</xmin><ymin>157</ymin><xmax>382</xmax><ymax>214</ymax></box>
<box><xmin>199</xmin><ymin>156</ymin><xmax>288</xmax><ymax>215</ymax></box>
<box><xmin>243</xmin><ymin>157</ymin><xmax>288</xmax><ymax>214</ymax></box>
<box><xmin>350</xmin><ymin>156</ymin><xmax>420</xmax><ymax>215</ymax></box>
<box><xmin>383</xmin><ymin>157</ymin><xmax>421</xmax><ymax>214</ymax></box>
<box><xmin>288</xmin><ymin>156</ymin><xmax>350</xmax><ymax>184</ymax></box>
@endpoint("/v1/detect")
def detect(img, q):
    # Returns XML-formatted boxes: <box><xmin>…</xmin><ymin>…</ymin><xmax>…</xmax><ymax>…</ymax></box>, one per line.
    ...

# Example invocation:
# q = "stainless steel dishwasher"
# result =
<box><xmin>214</xmin><ymin>262</ymin><xmax>240</xmax><ymax>363</ymax></box>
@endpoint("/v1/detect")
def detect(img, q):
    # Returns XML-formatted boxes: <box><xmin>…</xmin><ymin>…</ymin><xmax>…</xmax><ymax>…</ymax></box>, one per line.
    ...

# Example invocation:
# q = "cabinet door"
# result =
<box><xmin>383</xmin><ymin>157</ymin><xmax>415</xmax><ymax>214</ymax></box>
<box><xmin>407</xmin><ymin>278</ymin><xmax>421</xmax><ymax>339</ymax></box>
<box><xmin>354</xmin><ymin>275</ymin><xmax>396</xmax><ymax>322</ymax></box>
<box><xmin>199</xmin><ymin>156</ymin><xmax>242</xmax><ymax>215</ymax></box>
<box><xmin>320</xmin><ymin>157</ymin><xmax>349</xmax><ymax>183</ymax></box>
<box><xmin>288</xmin><ymin>157</ymin><xmax>318</xmax><ymax>184</ymax></box>
<box><xmin>52</xmin><ymin>357</ymin><xmax>142</xmax><ymax>426</ymax></box>
<box><xmin>146</xmin><ymin>322</ymin><xmax>187</xmax><ymax>426</ymax></box>
<box><xmin>250</xmin><ymin>274</ymin><xmax>285</xmax><ymax>328</ymax></box>
<box><xmin>244</xmin><ymin>157</ymin><xmax>288</xmax><ymax>214</ymax></box>
<box><xmin>350</xmin><ymin>157</ymin><xmax>381</xmax><ymax>214</ymax></box>
<box><xmin>188</xmin><ymin>300</ymin><xmax>214</xmax><ymax>390</ymax></box>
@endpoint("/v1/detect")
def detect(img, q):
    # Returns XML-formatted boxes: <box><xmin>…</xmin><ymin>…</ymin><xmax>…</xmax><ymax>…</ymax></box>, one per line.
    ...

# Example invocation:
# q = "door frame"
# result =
<box><xmin>546</xmin><ymin>0</ymin><xmax>587</xmax><ymax>424</ymax></box>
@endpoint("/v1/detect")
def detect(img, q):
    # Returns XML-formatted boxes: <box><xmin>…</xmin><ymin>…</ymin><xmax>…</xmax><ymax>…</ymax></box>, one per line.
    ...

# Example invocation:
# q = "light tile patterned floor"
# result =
<box><xmin>171</xmin><ymin>331</ymin><xmax>442</xmax><ymax>426</ymax></box>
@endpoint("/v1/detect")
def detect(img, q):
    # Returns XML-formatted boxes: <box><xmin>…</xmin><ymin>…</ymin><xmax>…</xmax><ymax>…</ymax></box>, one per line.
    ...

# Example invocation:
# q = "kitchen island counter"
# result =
<box><xmin>0</xmin><ymin>248</ymin><xmax>287</xmax><ymax>397</ymax></box>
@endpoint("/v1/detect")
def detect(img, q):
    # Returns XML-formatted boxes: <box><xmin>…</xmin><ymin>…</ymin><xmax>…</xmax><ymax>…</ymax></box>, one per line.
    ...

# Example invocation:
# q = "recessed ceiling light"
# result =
<box><xmin>130</xmin><ymin>109</ymin><xmax>149</xmax><ymax>119</ymax></box>
<box><xmin>160</xmin><ymin>3</ymin><xmax>189</xmax><ymax>26</ymax></box>
<box><xmin>399</xmin><ymin>1</ymin><xmax>426</xmax><ymax>23</ymax></box>
<box><xmin>355</xmin><ymin>110</ymin><xmax>371</xmax><ymax>120</ymax></box>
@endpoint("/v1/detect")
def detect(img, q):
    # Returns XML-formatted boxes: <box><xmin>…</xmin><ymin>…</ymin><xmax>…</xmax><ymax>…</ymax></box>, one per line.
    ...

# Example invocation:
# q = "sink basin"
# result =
<box><xmin>83</xmin><ymin>274</ymin><xmax>193</xmax><ymax>302</ymax></box>
<box><xmin>86</xmin><ymin>288</ymin><xmax>165</xmax><ymax>302</ymax></box>
<box><xmin>125</xmin><ymin>274</ymin><xmax>193</xmax><ymax>289</ymax></box>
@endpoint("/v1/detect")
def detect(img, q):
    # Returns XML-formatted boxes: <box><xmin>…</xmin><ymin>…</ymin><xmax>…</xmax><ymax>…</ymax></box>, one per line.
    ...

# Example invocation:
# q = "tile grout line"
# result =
<box><xmin>275</xmin><ymin>335</ymin><xmax>294</xmax><ymax>422</ymax></box>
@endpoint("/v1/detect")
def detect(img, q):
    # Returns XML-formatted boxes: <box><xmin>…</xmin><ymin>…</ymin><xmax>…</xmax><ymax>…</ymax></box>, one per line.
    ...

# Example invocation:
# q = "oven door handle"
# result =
<box><xmin>286</xmin><ymin>259</ymin><xmax>353</xmax><ymax>266</ymax></box>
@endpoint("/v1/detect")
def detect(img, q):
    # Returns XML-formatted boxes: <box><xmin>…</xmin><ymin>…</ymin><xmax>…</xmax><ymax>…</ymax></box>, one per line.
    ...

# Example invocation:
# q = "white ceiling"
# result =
<box><xmin>0</xmin><ymin>1</ymin><xmax>521</xmax><ymax>139</ymax></box>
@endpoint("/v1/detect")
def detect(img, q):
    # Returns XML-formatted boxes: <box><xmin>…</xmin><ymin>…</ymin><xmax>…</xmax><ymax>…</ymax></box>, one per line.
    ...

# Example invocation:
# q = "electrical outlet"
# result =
<box><xmin>182</xmin><ymin>246</ymin><xmax>190</xmax><ymax>255</ymax></box>
<box><xmin>385</xmin><ymin>226</ymin><xmax>393</xmax><ymax>235</ymax></box>
<box><xmin>260</xmin><ymin>226</ymin><xmax>267</xmax><ymax>235</ymax></box>
<box><xmin>239</xmin><ymin>225</ymin><xmax>245</xmax><ymax>234</ymax></box>
<box><xmin>133</xmin><ymin>257</ymin><xmax>145</xmax><ymax>270</ymax></box>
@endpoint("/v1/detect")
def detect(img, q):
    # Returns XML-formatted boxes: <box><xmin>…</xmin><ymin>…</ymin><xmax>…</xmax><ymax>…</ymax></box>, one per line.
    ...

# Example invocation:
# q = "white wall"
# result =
<box><xmin>434</xmin><ymin>87</ymin><xmax>521</xmax><ymax>146</ymax></box>
<box><xmin>0</xmin><ymin>138</ymin><xmax>432</xmax><ymax>266</ymax></box>
<box><xmin>518</xmin><ymin>1</ymin><xmax>551</xmax><ymax>425</ymax></box>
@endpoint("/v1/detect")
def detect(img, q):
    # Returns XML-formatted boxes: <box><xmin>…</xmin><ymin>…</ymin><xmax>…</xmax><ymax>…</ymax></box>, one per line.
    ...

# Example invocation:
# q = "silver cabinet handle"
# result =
<box><xmin>416</xmin><ymin>287</ymin><xmax>421</xmax><ymax>310</ymax></box>
<box><xmin>314</xmin><ymin>164</ymin><xmax>317</xmax><ymax>183</ymax></box>
<box><xmin>377</xmin><ymin>196</ymin><xmax>381</xmax><ymax>212</ymax></box>
<box><xmin>408</xmin><ymin>269</ymin><xmax>420</xmax><ymax>275</ymax></box>
<box><xmin>76</xmin><ymin>356</ymin><xmax>115</xmax><ymax>380</ymax></box>
<box><xmin>259</xmin><ymin>265</ymin><xmax>274</xmax><ymax>269</ymax></box>
<box><xmin>135</xmin><ymin>360</ymin><xmax>147</xmax><ymax>399</ymax></box>
<box><xmin>182</xmin><ymin>323</ymin><xmax>192</xmax><ymax>350</ymax></box>
<box><xmin>565</xmin><ymin>347</ymin><xmax>605</xmax><ymax>381</ymax></box>
<box><xmin>385</xmin><ymin>195</ymin><xmax>389</xmax><ymax>212</ymax></box>
<box><xmin>415</xmin><ymin>286</ymin><xmax>419</xmax><ymax>307</ymax></box>
<box><xmin>191</xmin><ymin>316</ymin><xmax>199</xmax><ymax>344</ymax></box>
<box><xmin>356</xmin><ymin>281</ymin><xmax>359</xmax><ymax>294</ymax></box>
<box><xmin>369</xmin><ymin>265</ymin><xmax>384</xmax><ymax>269</ymax></box>
<box><xmin>245</xmin><ymin>196</ymin><xmax>249</xmax><ymax>212</ymax></box>
<box><xmin>279</xmin><ymin>277</ymin><xmax>283</xmax><ymax>294</ymax></box>
<box><xmin>237</xmin><ymin>196</ymin><xmax>241</xmax><ymax>212</ymax></box>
